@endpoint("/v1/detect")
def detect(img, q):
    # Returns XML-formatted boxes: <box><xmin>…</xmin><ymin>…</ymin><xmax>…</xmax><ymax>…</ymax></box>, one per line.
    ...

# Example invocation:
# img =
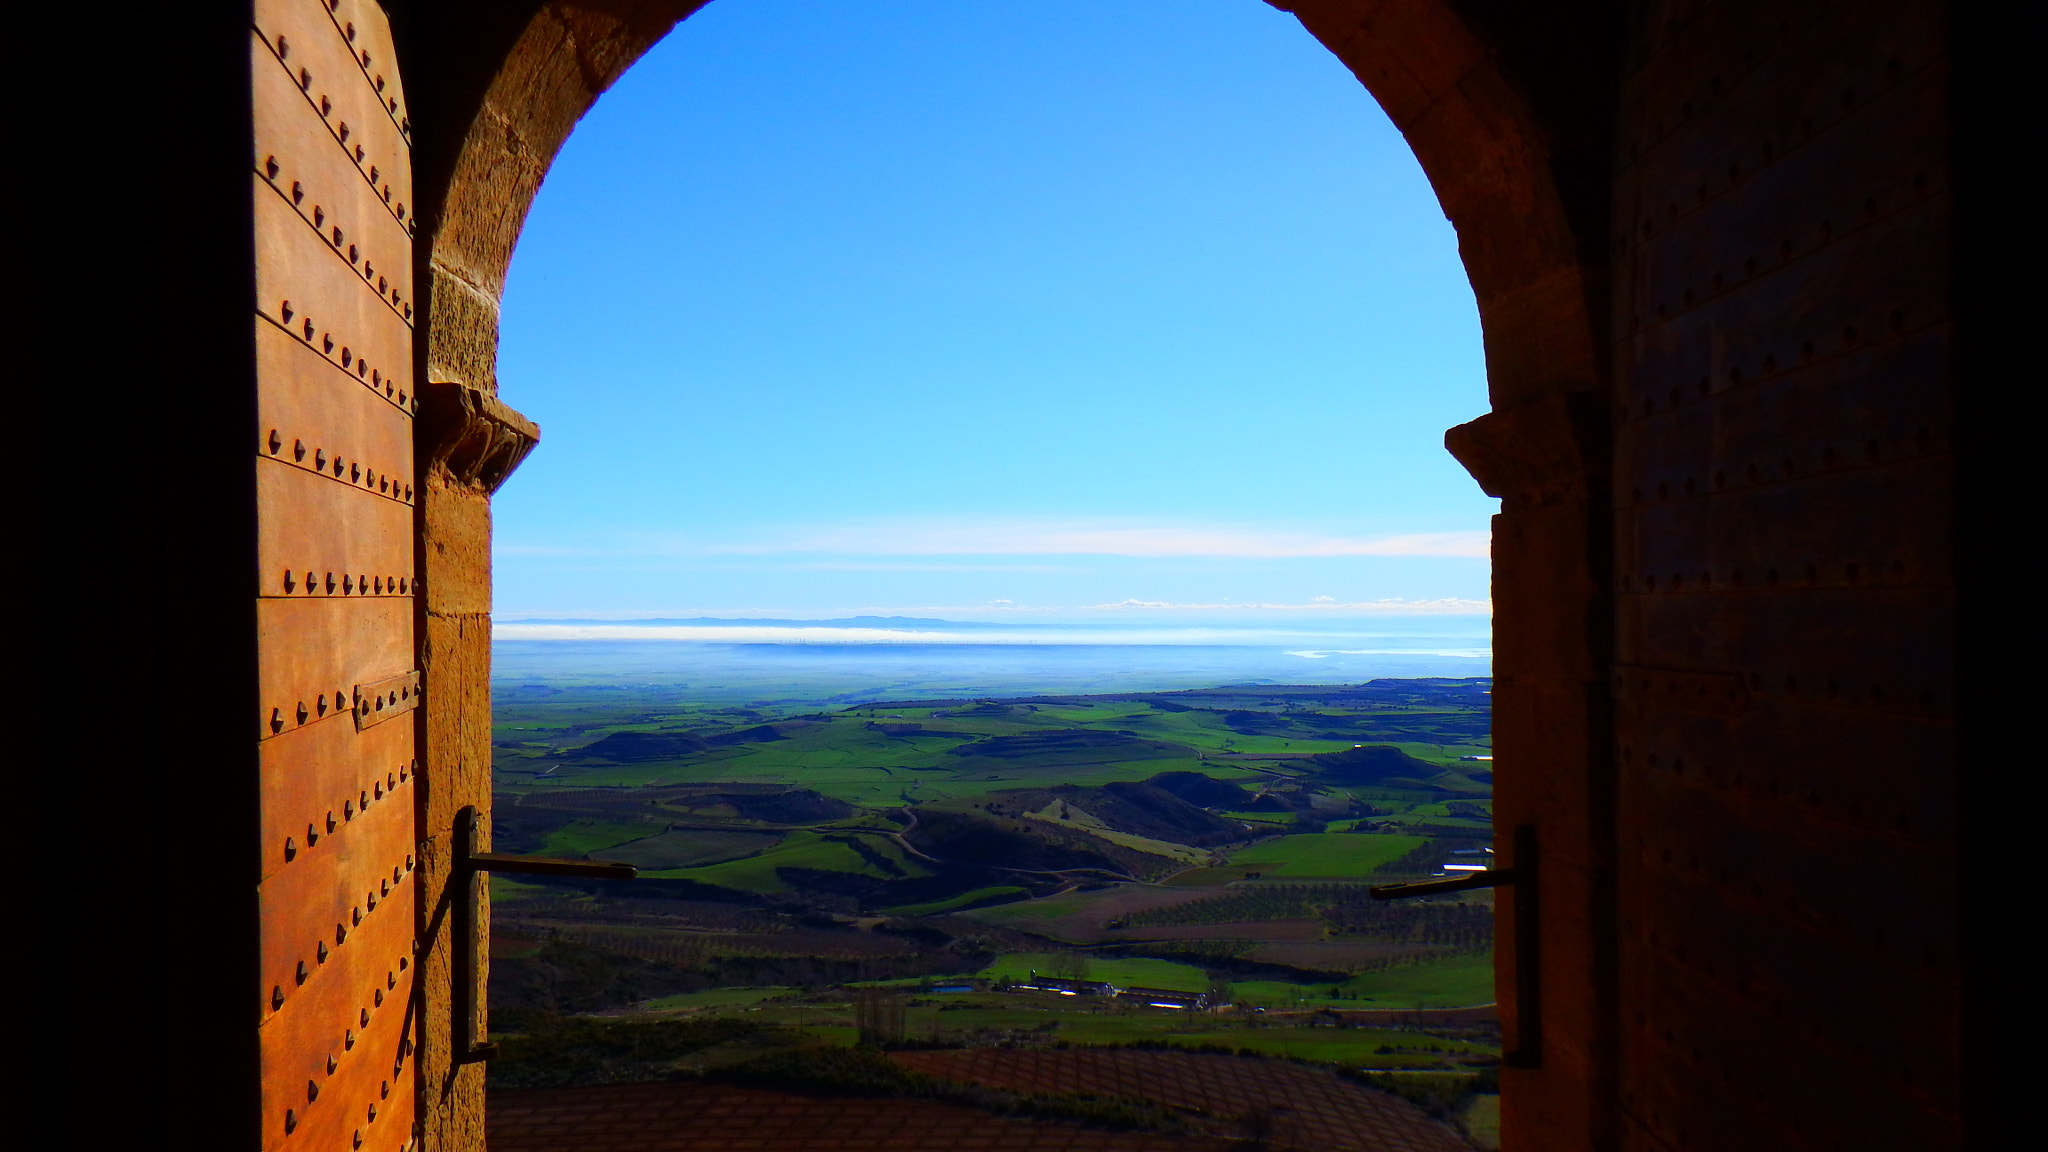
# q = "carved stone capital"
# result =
<box><xmin>418</xmin><ymin>379</ymin><xmax>540</xmax><ymax>494</ymax></box>
<box><xmin>1445</xmin><ymin>391</ymin><xmax>1606</xmax><ymax>506</ymax></box>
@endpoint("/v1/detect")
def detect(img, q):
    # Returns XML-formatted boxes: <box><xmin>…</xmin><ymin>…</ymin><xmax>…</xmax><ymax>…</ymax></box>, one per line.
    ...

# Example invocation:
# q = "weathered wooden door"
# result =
<box><xmin>251</xmin><ymin>0</ymin><xmax>421</xmax><ymax>1147</ymax></box>
<box><xmin>1606</xmin><ymin>2</ymin><xmax>1963</xmax><ymax>1148</ymax></box>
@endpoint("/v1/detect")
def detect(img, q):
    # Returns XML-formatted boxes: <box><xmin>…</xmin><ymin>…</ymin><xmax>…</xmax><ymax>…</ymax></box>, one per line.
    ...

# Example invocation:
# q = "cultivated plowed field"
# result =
<box><xmin>1245</xmin><ymin>940</ymin><xmax>1464</xmax><ymax>972</ymax></box>
<box><xmin>891</xmin><ymin>1049</ymin><xmax>1473</xmax><ymax>1152</ymax></box>
<box><xmin>1107</xmin><ymin>917</ymin><xmax>1329</xmax><ymax>943</ymax></box>
<box><xmin>961</xmin><ymin>883</ymin><xmax>1220</xmax><ymax>941</ymax></box>
<box><xmin>489</xmin><ymin>1081</ymin><xmax>1235</xmax><ymax>1151</ymax></box>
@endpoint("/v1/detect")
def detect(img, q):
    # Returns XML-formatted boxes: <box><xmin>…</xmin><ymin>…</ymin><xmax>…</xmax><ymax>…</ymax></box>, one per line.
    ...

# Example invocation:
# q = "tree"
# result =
<box><xmin>1048</xmin><ymin>953</ymin><xmax>1089</xmax><ymax>982</ymax></box>
<box><xmin>1208</xmin><ymin>975</ymin><xmax>1234</xmax><ymax>1010</ymax></box>
<box><xmin>854</xmin><ymin>987</ymin><xmax>905</xmax><ymax>1046</ymax></box>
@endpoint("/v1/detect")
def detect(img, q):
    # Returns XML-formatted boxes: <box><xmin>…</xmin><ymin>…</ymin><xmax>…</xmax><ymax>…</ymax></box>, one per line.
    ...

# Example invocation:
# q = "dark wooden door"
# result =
<box><xmin>1608</xmin><ymin>2</ymin><xmax>1962</xmax><ymax>1148</ymax></box>
<box><xmin>251</xmin><ymin>0</ymin><xmax>421</xmax><ymax>1147</ymax></box>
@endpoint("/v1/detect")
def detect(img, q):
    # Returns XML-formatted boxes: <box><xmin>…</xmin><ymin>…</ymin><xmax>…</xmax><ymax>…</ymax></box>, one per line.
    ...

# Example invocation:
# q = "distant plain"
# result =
<box><xmin>485</xmin><ymin>626</ymin><xmax>1500</xmax><ymax>1134</ymax></box>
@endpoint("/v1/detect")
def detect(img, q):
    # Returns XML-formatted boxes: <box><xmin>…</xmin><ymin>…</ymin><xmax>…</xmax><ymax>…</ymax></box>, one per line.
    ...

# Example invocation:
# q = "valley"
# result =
<box><xmin>486</xmin><ymin>675</ymin><xmax>1501</xmax><ymax>1142</ymax></box>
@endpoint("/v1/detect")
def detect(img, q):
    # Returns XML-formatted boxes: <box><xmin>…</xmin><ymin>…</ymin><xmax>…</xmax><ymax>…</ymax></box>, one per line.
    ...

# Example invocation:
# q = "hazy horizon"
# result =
<box><xmin>491</xmin><ymin>611</ymin><xmax>1489</xmax><ymax>700</ymax></box>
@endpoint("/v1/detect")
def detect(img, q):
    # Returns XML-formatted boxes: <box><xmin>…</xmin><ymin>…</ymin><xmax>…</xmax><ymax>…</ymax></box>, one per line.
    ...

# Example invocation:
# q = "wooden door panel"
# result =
<box><xmin>258</xmin><ymin>873</ymin><xmax>417</xmax><ymax>1150</ymax></box>
<box><xmin>256</xmin><ymin>320</ymin><xmax>416</xmax><ymax>490</ymax></box>
<box><xmin>259</xmin><ymin>718</ymin><xmax>414</xmax><ymax>885</ymax></box>
<box><xmin>252</xmin><ymin>33</ymin><xmax>413</xmax><ymax>305</ymax></box>
<box><xmin>324</xmin><ymin>0</ymin><xmax>415</xmax><ymax>142</ymax></box>
<box><xmin>256</xmin><ymin>598</ymin><xmax>414</xmax><ymax>739</ymax></box>
<box><xmin>252</xmin><ymin>0</ymin><xmax>419</xmax><ymax>1147</ymax></box>
<box><xmin>260</xmin><ymin>791</ymin><xmax>416</xmax><ymax>1018</ymax></box>
<box><xmin>255</xmin><ymin>176</ymin><xmax>412</xmax><ymax>398</ymax></box>
<box><xmin>252</xmin><ymin>1</ymin><xmax>415</xmax><ymax>226</ymax></box>
<box><xmin>1610</xmin><ymin>0</ymin><xmax>1959</xmax><ymax>1145</ymax></box>
<box><xmin>258</xmin><ymin>460</ymin><xmax>415</xmax><ymax>598</ymax></box>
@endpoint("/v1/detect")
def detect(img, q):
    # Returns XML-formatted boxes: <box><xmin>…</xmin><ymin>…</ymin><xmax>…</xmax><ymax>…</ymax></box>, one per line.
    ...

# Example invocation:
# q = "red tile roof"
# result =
<box><xmin>890</xmin><ymin>1050</ymin><xmax>1472</xmax><ymax>1152</ymax></box>
<box><xmin>488</xmin><ymin>1049</ymin><xmax>1475</xmax><ymax>1151</ymax></box>
<box><xmin>487</xmin><ymin>1081</ymin><xmax>1230</xmax><ymax>1151</ymax></box>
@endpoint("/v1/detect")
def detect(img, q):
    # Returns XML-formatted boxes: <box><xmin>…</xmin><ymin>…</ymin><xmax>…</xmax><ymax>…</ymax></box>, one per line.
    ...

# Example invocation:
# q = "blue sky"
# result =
<box><xmin>493</xmin><ymin>0</ymin><xmax>1494</xmax><ymax>623</ymax></box>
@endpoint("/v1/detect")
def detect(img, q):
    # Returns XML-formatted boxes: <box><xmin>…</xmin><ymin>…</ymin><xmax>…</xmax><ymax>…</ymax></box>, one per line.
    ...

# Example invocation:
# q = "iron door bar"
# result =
<box><xmin>1370</xmin><ymin>824</ymin><xmax>1539</xmax><ymax>1068</ymax></box>
<box><xmin>451</xmin><ymin>805</ymin><xmax>638</xmax><ymax>1063</ymax></box>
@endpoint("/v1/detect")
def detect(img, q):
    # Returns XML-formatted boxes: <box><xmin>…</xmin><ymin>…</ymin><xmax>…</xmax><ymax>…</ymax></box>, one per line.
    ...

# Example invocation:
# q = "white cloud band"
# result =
<box><xmin>714</xmin><ymin>523</ymin><xmax>1491</xmax><ymax>559</ymax></box>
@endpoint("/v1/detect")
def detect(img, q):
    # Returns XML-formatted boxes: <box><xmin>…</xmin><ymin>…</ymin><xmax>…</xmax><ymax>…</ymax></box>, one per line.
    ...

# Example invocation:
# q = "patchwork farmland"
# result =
<box><xmin>487</xmin><ymin>677</ymin><xmax>1501</xmax><ymax>1146</ymax></box>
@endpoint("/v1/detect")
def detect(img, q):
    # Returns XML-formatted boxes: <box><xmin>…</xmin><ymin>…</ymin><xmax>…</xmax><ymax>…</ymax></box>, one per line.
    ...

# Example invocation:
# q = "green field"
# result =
<box><xmin>1229</xmin><ymin>954</ymin><xmax>1494</xmax><ymax>1009</ymax></box>
<box><xmin>649</xmin><ymin>829</ymin><xmax>928</xmax><ymax>893</ymax></box>
<box><xmin>953</xmin><ymin>887</ymin><xmax>1138</xmax><ymax>940</ymax></box>
<box><xmin>536</xmin><ymin>819</ymin><xmax>662</xmax><ymax>857</ymax></box>
<box><xmin>1464</xmin><ymin>1094</ymin><xmax>1502</xmax><ymax>1148</ymax></box>
<box><xmin>492</xmin><ymin>682</ymin><xmax>1491</xmax><ymax>811</ymax></box>
<box><xmin>957</xmin><ymin>887</ymin><xmax>1111</xmax><ymax>926</ymax></box>
<box><xmin>1149</xmin><ymin>1026</ymin><xmax>1491</xmax><ymax>1066</ymax></box>
<box><xmin>620</xmin><ymin>988</ymin><xmax>1500</xmax><ymax>1069</ymax></box>
<box><xmin>489</xmin><ymin>677</ymin><xmax>1497</xmax><ymax>1083</ymax></box>
<box><xmin>1342</xmin><ymin>954</ymin><xmax>1494</xmax><ymax>1007</ymax></box>
<box><xmin>640</xmin><ymin>987</ymin><xmax>798</xmax><ymax>1012</ymax></box>
<box><xmin>599</xmin><ymin>829</ymin><xmax>782</xmax><ymax>869</ymax></box>
<box><xmin>880</xmin><ymin>886</ymin><xmax>1028</xmax><ymax>916</ymax></box>
<box><xmin>978</xmin><ymin>952</ymin><xmax>1212</xmax><ymax>993</ymax></box>
<box><xmin>488</xmin><ymin>875</ymin><xmax>555</xmax><ymax>904</ymax></box>
<box><xmin>1225</xmin><ymin>833</ymin><xmax>1427</xmax><ymax>877</ymax></box>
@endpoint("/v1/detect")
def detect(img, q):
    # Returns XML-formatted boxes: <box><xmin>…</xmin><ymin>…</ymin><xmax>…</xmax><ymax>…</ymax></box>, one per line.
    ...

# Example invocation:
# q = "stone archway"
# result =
<box><xmin>17</xmin><ymin>2</ymin><xmax>2002</xmax><ymax>1149</ymax></box>
<box><xmin>400</xmin><ymin>2</ymin><xmax>1619</xmax><ymax>1147</ymax></box>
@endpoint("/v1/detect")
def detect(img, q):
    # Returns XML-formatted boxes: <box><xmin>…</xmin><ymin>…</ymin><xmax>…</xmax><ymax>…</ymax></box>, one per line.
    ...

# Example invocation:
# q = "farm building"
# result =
<box><xmin>1117</xmin><ymin>987</ymin><xmax>1215</xmax><ymax>1011</ymax></box>
<box><xmin>1015</xmin><ymin>974</ymin><xmax>1118</xmax><ymax>997</ymax></box>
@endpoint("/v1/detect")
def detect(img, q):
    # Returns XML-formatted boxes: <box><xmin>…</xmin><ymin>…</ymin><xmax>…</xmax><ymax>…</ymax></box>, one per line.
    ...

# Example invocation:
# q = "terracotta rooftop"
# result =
<box><xmin>487</xmin><ymin>1080</ymin><xmax>1229</xmax><ymax>1151</ymax></box>
<box><xmin>895</xmin><ymin>1049</ymin><xmax>1471</xmax><ymax>1152</ymax></box>
<box><xmin>488</xmin><ymin>1049</ymin><xmax>1474</xmax><ymax>1151</ymax></box>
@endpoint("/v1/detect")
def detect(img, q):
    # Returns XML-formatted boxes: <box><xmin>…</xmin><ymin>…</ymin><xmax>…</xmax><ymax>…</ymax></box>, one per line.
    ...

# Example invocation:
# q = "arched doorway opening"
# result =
<box><xmin>407</xmin><ymin>0</ymin><xmax>1613</xmax><ymax>1146</ymax></box>
<box><xmin>19</xmin><ymin>2</ymin><xmax>1994</xmax><ymax>1150</ymax></box>
<box><xmin>482</xmin><ymin>0</ymin><xmax>1499</xmax><ymax>1142</ymax></box>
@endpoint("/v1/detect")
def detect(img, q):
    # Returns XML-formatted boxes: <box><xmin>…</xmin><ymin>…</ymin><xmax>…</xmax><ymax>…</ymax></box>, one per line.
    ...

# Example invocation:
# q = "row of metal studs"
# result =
<box><xmin>272</xmin><ymin>685</ymin><xmax>411</xmax><ymax>734</ymax></box>
<box><xmin>283</xmin><ymin>760</ymin><xmax>413</xmax><ymax>866</ymax></box>
<box><xmin>324</xmin><ymin>0</ymin><xmax>412</xmax><ymax>137</ymax></box>
<box><xmin>268</xmin><ymin>26</ymin><xmax>412</xmax><ymax>235</ymax></box>
<box><xmin>268</xmin><ymin>426</ymin><xmax>414</xmax><ymax>503</ymax></box>
<box><xmin>275</xmin><ymin>297</ymin><xmax>415</xmax><ymax>417</ymax></box>
<box><xmin>280</xmin><ymin>937</ymin><xmax>413</xmax><ymax>1139</ymax></box>
<box><xmin>279</xmin><ymin>570</ymin><xmax>411</xmax><ymax>597</ymax></box>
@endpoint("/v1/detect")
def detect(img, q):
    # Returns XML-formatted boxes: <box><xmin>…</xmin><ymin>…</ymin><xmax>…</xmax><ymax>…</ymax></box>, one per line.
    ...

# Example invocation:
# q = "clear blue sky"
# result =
<box><xmin>493</xmin><ymin>0</ymin><xmax>1495</xmax><ymax>621</ymax></box>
